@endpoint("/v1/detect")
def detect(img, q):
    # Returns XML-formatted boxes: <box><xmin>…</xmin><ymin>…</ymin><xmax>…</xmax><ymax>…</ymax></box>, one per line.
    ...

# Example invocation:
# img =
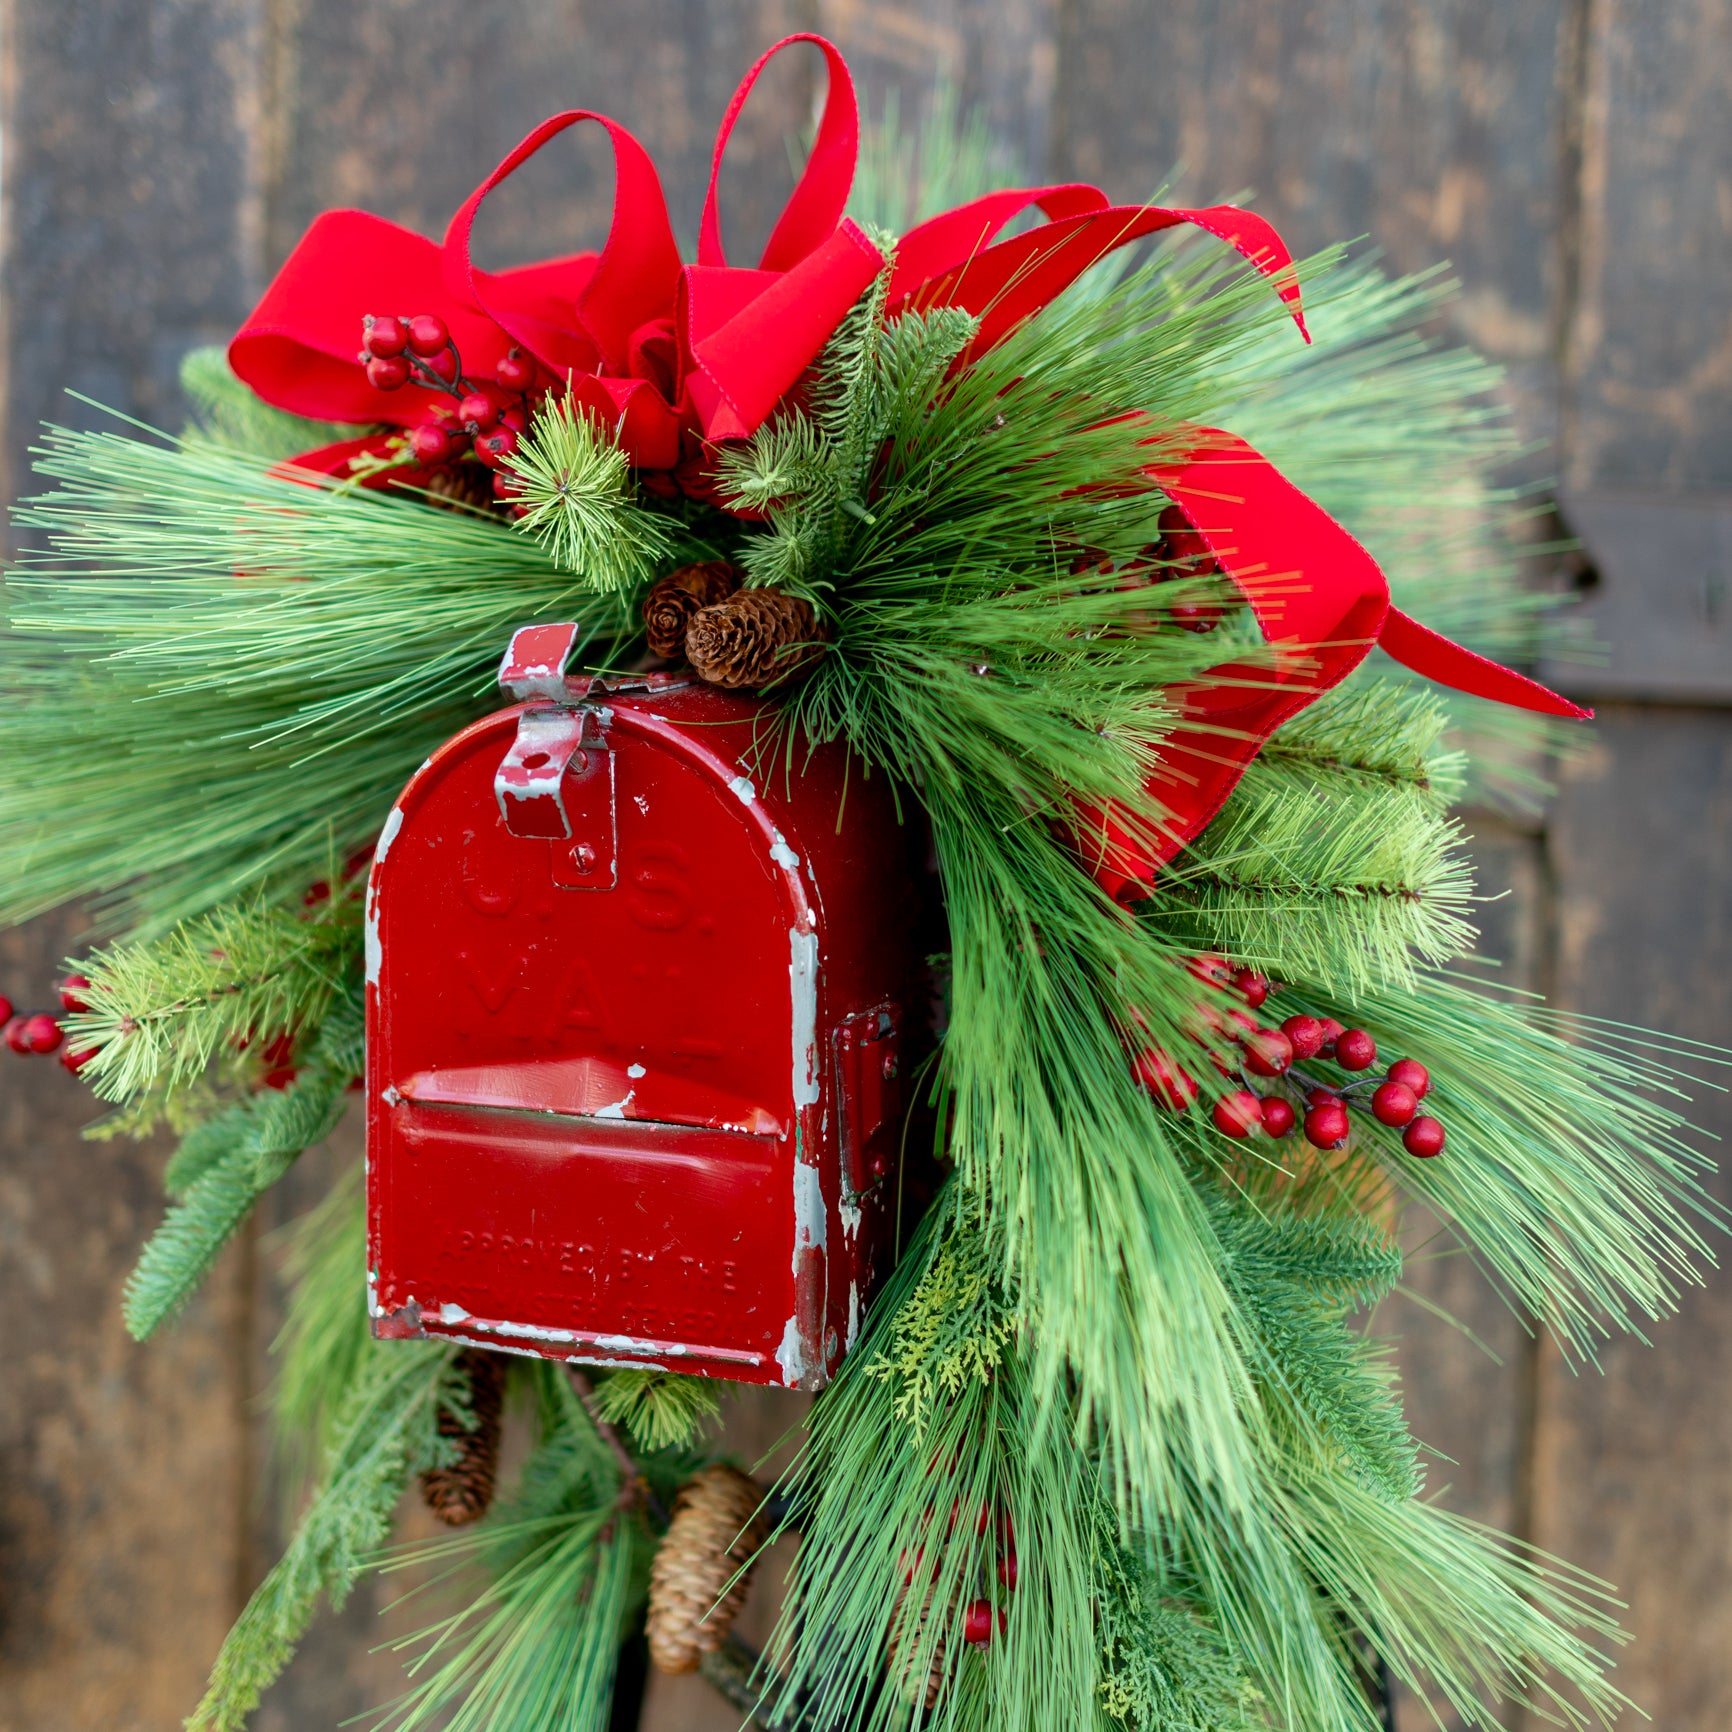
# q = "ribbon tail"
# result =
<box><xmin>1378</xmin><ymin>606</ymin><xmax>1591</xmax><ymax>719</ymax></box>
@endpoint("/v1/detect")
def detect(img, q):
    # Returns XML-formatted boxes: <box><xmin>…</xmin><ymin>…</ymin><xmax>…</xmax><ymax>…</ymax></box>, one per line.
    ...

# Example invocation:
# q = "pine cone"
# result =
<box><xmin>418</xmin><ymin>462</ymin><xmax>499</xmax><ymax>514</ymax></box>
<box><xmin>685</xmin><ymin>589</ymin><xmax>828</xmax><ymax>690</ymax></box>
<box><xmin>420</xmin><ymin>1348</ymin><xmax>507</xmax><ymax>1526</ymax></box>
<box><xmin>643</xmin><ymin>561</ymin><xmax>744</xmax><ymax>659</ymax></box>
<box><xmin>887</xmin><ymin>1579</ymin><xmax>951</xmax><ymax>1709</ymax></box>
<box><xmin>646</xmin><ymin>1465</ymin><xmax>769</xmax><ymax>1674</ymax></box>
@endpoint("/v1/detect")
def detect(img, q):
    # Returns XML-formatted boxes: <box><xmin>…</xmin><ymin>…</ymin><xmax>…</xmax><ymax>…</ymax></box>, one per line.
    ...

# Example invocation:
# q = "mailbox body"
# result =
<box><xmin>364</xmin><ymin>677</ymin><xmax>926</xmax><ymax>1389</ymax></box>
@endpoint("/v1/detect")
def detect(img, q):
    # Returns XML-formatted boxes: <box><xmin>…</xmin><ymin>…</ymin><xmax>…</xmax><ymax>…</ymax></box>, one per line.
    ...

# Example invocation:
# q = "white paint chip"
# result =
<box><xmin>626</xmin><ymin>1063</ymin><xmax>647</xmax><ymax>1079</ymax></box>
<box><xmin>728</xmin><ymin>774</ymin><xmax>756</xmax><ymax>805</ymax></box>
<box><xmin>789</xmin><ymin>928</ymin><xmax>819</xmax><ymax>1108</ymax></box>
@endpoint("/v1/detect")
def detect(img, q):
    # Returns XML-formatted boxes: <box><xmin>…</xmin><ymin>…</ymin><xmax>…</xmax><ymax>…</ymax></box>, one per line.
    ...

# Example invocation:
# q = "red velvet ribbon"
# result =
<box><xmin>227</xmin><ymin>31</ymin><xmax>1588</xmax><ymax>891</ymax></box>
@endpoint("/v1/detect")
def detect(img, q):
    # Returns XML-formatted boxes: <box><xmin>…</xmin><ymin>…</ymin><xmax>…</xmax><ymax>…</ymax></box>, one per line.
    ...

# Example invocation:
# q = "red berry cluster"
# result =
<box><xmin>901</xmin><ymin>1496</ymin><xmax>1016</xmax><ymax>1652</ymax></box>
<box><xmin>2</xmin><ymin>976</ymin><xmax>97</xmax><ymax>1073</ymax></box>
<box><xmin>1068</xmin><ymin>503</ymin><xmax>1233</xmax><ymax>636</ymax></box>
<box><xmin>359</xmin><ymin>312</ymin><xmax>544</xmax><ymax>494</ymax></box>
<box><xmin>1130</xmin><ymin>954</ymin><xmax>1447</xmax><ymax>1159</ymax></box>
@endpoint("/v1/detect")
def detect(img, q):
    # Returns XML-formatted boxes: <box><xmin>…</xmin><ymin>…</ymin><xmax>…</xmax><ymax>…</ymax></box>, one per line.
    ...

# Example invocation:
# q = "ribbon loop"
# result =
<box><xmin>698</xmin><ymin>32</ymin><xmax>859</xmax><ymax>271</ymax></box>
<box><xmin>441</xmin><ymin>111</ymin><xmax>681</xmax><ymax>377</ymax></box>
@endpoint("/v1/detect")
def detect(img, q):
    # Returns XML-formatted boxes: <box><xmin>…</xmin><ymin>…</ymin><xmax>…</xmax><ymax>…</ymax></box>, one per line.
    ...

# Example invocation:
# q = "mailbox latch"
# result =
<box><xmin>494</xmin><ymin>628</ymin><xmax>618</xmax><ymax>889</ymax></box>
<box><xmin>834</xmin><ymin>1005</ymin><xmax>902</xmax><ymax>1202</ymax></box>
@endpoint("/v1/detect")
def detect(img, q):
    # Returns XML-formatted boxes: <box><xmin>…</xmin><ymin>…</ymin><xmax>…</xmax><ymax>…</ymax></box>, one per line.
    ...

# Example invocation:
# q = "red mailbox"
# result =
<box><xmin>364</xmin><ymin>624</ymin><xmax>931</xmax><ymax>1389</ymax></box>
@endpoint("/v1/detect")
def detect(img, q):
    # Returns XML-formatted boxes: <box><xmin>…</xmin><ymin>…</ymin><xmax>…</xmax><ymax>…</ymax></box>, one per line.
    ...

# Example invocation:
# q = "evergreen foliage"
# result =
<box><xmin>122</xmin><ymin>989</ymin><xmax>361</xmax><ymax>1339</ymax></box>
<box><xmin>592</xmin><ymin>1369</ymin><xmax>722</xmax><ymax>1454</ymax></box>
<box><xmin>508</xmin><ymin>394</ymin><xmax>674</xmax><ymax>587</ymax></box>
<box><xmin>0</xmin><ymin>418</ymin><xmax>639</xmax><ymax>930</ymax></box>
<box><xmin>1</xmin><ymin>93</ymin><xmax>1718</xmax><ymax>1732</ymax></box>
<box><xmin>69</xmin><ymin>887</ymin><xmax>362</xmax><ymax>1104</ymax></box>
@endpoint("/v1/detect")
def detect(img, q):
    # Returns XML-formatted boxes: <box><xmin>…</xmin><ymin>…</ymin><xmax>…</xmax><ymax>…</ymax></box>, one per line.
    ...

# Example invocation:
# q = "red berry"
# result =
<box><xmin>1243</xmin><ymin>1028</ymin><xmax>1293</xmax><ymax>1077</ymax></box>
<box><xmin>495</xmin><ymin>350</ymin><xmax>535</xmax><ymax>392</ymax></box>
<box><xmin>1225</xmin><ymin>1007</ymin><xmax>1259</xmax><ymax>1040</ymax></box>
<box><xmin>1280</xmin><ymin>1015</ymin><xmax>1325</xmax><ymax>1060</ymax></box>
<box><xmin>60</xmin><ymin>1045</ymin><xmax>98</xmax><ymax>1075</ymax></box>
<box><xmin>0</xmin><ymin>995</ymin><xmax>11</xmax><ymax>1025</ymax></box>
<box><xmin>58</xmin><ymin>975</ymin><xmax>91</xmax><ymax>1013</ymax></box>
<box><xmin>498</xmin><ymin>402</ymin><xmax>528</xmax><ymax>433</ymax></box>
<box><xmin>409</xmin><ymin>422</ymin><xmax>456</xmax><ymax>465</ymax></box>
<box><xmin>303</xmin><ymin>879</ymin><xmax>331</xmax><ymax>907</ymax></box>
<box><xmin>998</xmin><ymin>1550</ymin><xmax>1019</xmax><ymax>1591</ymax></box>
<box><xmin>1387</xmin><ymin>1058</ymin><xmax>1430</xmax><ymax>1099</ymax></box>
<box><xmin>1316</xmin><ymin>1017</ymin><xmax>1346</xmax><ymax>1052</ymax></box>
<box><xmin>1303</xmin><ymin>1100</ymin><xmax>1351</xmax><ymax>1150</ymax></box>
<box><xmin>474</xmin><ymin>426</ymin><xmax>520</xmax><ymax>469</ymax></box>
<box><xmin>1212</xmin><ymin>1089</ymin><xmax>1263</xmax><ymax>1138</ymax></box>
<box><xmin>4</xmin><ymin>1017</ymin><xmax>31</xmax><ymax>1054</ymax></box>
<box><xmin>1260</xmin><ymin>1096</ymin><xmax>1296</xmax><ymax>1138</ymax></box>
<box><xmin>365</xmin><ymin>314</ymin><xmax>408</xmax><ymax>358</ymax></box>
<box><xmin>1403</xmin><ymin>1115</ymin><xmax>1446</xmax><ymax>1158</ymax></box>
<box><xmin>406</xmin><ymin>313</ymin><xmax>450</xmax><ymax>357</ymax></box>
<box><xmin>1233</xmin><ymin>968</ymin><xmax>1270</xmax><ymax>1009</ymax></box>
<box><xmin>1334</xmin><ymin>1028</ymin><xmax>1377</xmax><ymax>1071</ymax></box>
<box><xmin>492</xmin><ymin>471</ymin><xmax>520</xmax><ymax>500</ymax></box>
<box><xmin>457</xmin><ymin>391</ymin><xmax>499</xmax><ymax>432</ymax></box>
<box><xmin>365</xmin><ymin>354</ymin><xmax>411</xmax><ymax>392</ymax></box>
<box><xmin>1133</xmin><ymin>1047</ymin><xmax>1198</xmax><ymax>1110</ymax></box>
<box><xmin>963</xmin><ymin>1599</ymin><xmax>1005</xmax><ymax>1647</ymax></box>
<box><xmin>1185</xmin><ymin>953</ymin><xmax>1234</xmax><ymax>989</ymax></box>
<box><xmin>1305</xmin><ymin>1087</ymin><xmax>1339</xmax><ymax>1107</ymax></box>
<box><xmin>24</xmin><ymin>1013</ymin><xmax>62</xmax><ymax>1055</ymax></box>
<box><xmin>1371</xmin><ymin>1080</ymin><xmax>1419</xmax><ymax>1127</ymax></box>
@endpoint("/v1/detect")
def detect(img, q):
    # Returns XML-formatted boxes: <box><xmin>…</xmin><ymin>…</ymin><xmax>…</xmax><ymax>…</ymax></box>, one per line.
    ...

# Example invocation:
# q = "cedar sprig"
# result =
<box><xmin>505</xmin><ymin>394</ymin><xmax>673</xmax><ymax>590</ymax></box>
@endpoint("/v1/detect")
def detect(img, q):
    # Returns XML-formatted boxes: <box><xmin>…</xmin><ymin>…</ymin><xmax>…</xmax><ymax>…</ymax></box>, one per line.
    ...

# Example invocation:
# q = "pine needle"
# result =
<box><xmin>505</xmin><ymin>394</ymin><xmax>673</xmax><ymax>588</ymax></box>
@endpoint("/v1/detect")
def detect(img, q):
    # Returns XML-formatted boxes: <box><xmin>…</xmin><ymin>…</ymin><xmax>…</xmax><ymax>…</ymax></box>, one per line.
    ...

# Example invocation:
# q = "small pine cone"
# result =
<box><xmin>418</xmin><ymin>461</ymin><xmax>499</xmax><ymax>514</ymax></box>
<box><xmin>685</xmin><ymin>589</ymin><xmax>828</xmax><ymax>690</ymax></box>
<box><xmin>643</xmin><ymin>561</ymin><xmax>744</xmax><ymax>659</ymax></box>
<box><xmin>887</xmin><ymin>1580</ymin><xmax>950</xmax><ymax>1709</ymax></box>
<box><xmin>420</xmin><ymin>1349</ymin><xmax>507</xmax><ymax>1526</ymax></box>
<box><xmin>646</xmin><ymin>1465</ymin><xmax>769</xmax><ymax>1675</ymax></box>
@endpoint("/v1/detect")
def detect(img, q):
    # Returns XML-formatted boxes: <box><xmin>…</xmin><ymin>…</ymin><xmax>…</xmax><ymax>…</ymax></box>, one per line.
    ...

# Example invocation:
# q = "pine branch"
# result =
<box><xmin>123</xmin><ymin>991</ymin><xmax>361</xmax><ymax>1340</ymax></box>
<box><xmin>188</xmin><ymin>1341</ymin><xmax>453</xmax><ymax>1732</ymax></box>
<box><xmin>505</xmin><ymin>396</ymin><xmax>673</xmax><ymax>589</ymax></box>
<box><xmin>69</xmin><ymin>891</ymin><xmax>362</xmax><ymax>1106</ymax></box>
<box><xmin>1</xmin><ymin>417</ymin><xmax>634</xmax><ymax>931</ymax></box>
<box><xmin>592</xmin><ymin>1369</ymin><xmax>721</xmax><ymax>1455</ymax></box>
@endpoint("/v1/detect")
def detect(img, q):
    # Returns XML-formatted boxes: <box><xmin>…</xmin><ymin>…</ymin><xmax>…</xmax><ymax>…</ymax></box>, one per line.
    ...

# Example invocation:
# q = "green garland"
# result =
<box><xmin>0</xmin><ymin>106</ymin><xmax>1721</xmax><ymax>1732</ymax></box>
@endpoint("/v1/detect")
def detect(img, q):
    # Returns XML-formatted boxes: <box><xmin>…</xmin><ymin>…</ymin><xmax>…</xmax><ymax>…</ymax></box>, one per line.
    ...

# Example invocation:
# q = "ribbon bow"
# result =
<box><xmin>229</xmin><ymin>33</ymin><xmax>1588</xmax><ymax>899</ymax></box>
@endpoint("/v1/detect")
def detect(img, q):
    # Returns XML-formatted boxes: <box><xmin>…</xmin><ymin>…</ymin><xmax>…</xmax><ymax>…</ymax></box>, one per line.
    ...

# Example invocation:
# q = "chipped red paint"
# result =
<box><xmin>364</xmin><ymin>631</ymin><xmax>931</xmax><ymax>1389</ymax></box>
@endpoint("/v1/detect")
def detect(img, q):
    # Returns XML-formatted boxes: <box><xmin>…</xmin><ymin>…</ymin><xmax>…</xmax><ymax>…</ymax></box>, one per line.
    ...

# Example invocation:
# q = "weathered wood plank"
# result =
<box><xmin>0</xmin><ymin>910</ymin><xmax>251</xmax><ymax>1730</ymax></box>
<box><xmin>1541</xmin><ymin>490</ymin><xmax>1732</xmax><ymax>703</ymax></box>
<box><xmin>1529</xmin><ymin>706</ymin><xmax>1732</xmax><ymax>1727</ymax></box>
<box><xmin>266</xmin><ymin>1</ymin><xmax>812</xmax><ymax>280</ymax></box>
<box><xmin>1052</xmin><ymin>0</ymin><xmax>1576</xmax><ymax>453</ymax></box>
<box><xmin>1561</xmin><ymin>0</ymin><xmax>1732</xmax><ymax>493</ymax></box>
<box><xmin>0</xmin><ymin>3</ymin><xmax>274</xmax><ymax>1726</ymax></box>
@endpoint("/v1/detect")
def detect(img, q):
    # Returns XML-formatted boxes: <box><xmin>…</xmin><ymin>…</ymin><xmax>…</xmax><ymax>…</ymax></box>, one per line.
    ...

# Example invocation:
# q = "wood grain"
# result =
<box><xmin>1525</xmin><ymin>706</ymin><xmax>1732</xmax><ymax>1728</ymax></box>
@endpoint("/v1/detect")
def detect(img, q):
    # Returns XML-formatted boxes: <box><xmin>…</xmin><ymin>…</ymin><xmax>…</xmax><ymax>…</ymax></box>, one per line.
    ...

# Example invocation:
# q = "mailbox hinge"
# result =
<box><xmin>834</xmin><ymin>1005</ymin><xmax>902</xmax><ymax>1202</ymax></box>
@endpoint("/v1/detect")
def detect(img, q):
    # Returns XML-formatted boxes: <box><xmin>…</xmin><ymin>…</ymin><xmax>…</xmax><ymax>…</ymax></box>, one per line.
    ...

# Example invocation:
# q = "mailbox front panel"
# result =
<box><xmin>365</xmin><ymin>684</ymin><xmax>926</xmax><ymax>1388</ymax></box>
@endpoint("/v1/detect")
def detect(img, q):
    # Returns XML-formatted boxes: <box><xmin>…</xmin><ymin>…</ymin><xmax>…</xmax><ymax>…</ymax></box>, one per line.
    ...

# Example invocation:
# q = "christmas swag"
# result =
<box><xmin>1</xmin><ymin>31</ymin><xmax>1720</xmax><ymax>1732</ymax></box>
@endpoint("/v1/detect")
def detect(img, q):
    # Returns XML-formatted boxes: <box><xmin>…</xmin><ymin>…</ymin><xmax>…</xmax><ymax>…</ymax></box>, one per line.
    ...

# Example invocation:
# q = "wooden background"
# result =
<box><xmin>1</xmin><ymin>2</ymin><xmax>1728</xmax><ymax>1727</ymax></box>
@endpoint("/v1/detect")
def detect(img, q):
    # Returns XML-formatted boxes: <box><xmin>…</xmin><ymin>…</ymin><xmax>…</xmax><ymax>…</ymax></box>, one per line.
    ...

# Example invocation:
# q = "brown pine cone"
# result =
<box><xmin>646</xmin><ymin>1465</ymin><xmax>769</xmax><ymax>1675</ymax></box>
<box><xmin>643</xmin><ymin>561</ymin><xmax>744</xmax><ymax>658</ymax></box>
<box><xmin>418</xmin><ymin>462</ymin><xmax>499</xmax><ymax>514</ymax></box>
<box><xmin>685</xmin><ymin>589</ymin><xmax>828</xmax><ymax>690</ymax></box>
<box><xmin>887</xmin><ymin>1578</ymin><xmax>951</xmax><ymax>1709</ymax></box>
<box><xmin>420</xmin><ymin>1348</ymin><xmax>507</xmax><ymax>1526</ymax></box>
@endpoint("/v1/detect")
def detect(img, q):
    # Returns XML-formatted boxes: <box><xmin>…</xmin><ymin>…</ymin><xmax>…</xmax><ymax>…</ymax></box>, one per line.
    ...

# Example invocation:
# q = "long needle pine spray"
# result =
<box><xmin>0</xmin><ymin>34</ymin><xmax>1721</xmax><ymax>1732</ymax></box>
